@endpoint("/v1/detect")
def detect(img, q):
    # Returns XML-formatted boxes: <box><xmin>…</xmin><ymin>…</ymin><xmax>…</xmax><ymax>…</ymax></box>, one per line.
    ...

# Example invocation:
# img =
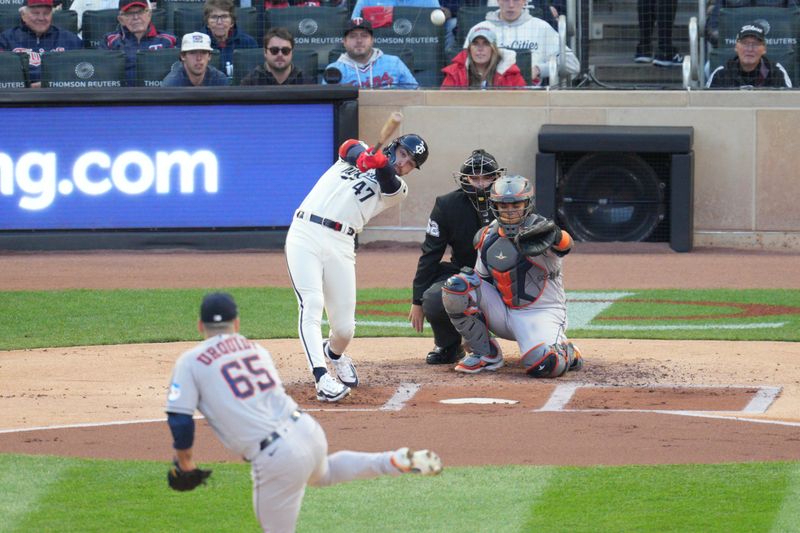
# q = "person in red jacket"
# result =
<box><xmin>441</xmin><ymin>25</ymin><xmax>525</xmax><ymax>88</ymax></box>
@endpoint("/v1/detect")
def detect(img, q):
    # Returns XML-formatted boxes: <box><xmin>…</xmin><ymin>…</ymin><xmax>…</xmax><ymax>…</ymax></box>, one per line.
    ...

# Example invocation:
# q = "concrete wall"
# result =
<box><xmin>357</xmin><ymin>89</ymin><xmax>800</xmax><ymax>251</ymax></box>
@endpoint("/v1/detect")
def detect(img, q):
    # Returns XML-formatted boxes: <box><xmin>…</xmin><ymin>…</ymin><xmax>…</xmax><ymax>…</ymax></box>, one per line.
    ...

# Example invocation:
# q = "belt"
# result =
<box><xmin>258</xmin><ymin>410</ymin><xmax>302</xmax><ymax>451</ymax></box>
<box><xmin>296</xmin><ymin>210</ymin><xmax>355</xmax><ymax>236</ymax></box>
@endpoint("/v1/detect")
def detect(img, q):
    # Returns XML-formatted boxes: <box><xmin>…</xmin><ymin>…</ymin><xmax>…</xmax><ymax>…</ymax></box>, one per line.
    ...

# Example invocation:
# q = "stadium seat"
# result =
<box><xmin>232</xmin><ymin>47</ymin><xmax>318</xmax><ymax>84</ymax></box>
<box><xmin>716</xmin><ymin>6</ymin><xmax>800</xmax><ymax>49</ymax></box>
<box><xmin>264</xmin><ymin>6</ymin><xmax>348</xmax><ymax>70</ymax></box>
<box><xmin>135</xmin><ymin>47</ymin><xmax>181</xmax><ymax>86</ymax></box>
<box><xmin>40</xmin><ymin>49</ymin><xmax>125</xmax><ymax>87</ymax></box>
<box><xmin>172</xmin><ymin>4</ymin><xmax>205</xmax><ymax>39</ymax></box>
<box><xmin>81</xmin><ymin>8</ymin><xmax>167</xmax><ymax>48</ymax></box>
<box><xmin>54</xmin><ymin>9</ymin><xmax>79</xmax><ymax>33</ymax></box>
<box><xmin>372</xmin><ymin>7</ymin><xmax>445</xmax><ymax>87</ymax></box>
<box><xmin>161</xmin><ymin>0</ymin><xmax>205</xmax><ymax>35</ymax></box>
<box><xmin>0</xmin><ymin>4</ymin><xmax>23</xmax><ymax>33</ymax></box>
<box><xmin>0</xmin><ymin>50</ymin><xmax>29</xmax><ymax>88</ymax></box>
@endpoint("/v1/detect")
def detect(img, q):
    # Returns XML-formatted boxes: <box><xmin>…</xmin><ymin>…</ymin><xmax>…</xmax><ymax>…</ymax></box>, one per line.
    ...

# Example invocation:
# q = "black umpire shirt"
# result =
<box><xmin>411</xmin><ymin>189</ymin><xmax>492</xmax><ymax>305</ymax></box>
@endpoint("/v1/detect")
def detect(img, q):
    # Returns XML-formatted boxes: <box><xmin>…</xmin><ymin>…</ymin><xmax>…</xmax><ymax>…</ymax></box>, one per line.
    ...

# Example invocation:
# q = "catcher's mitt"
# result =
<box><xmin>167</xmin><ymin>461</ymin><xmax>212</xmax><ymax>492</ymax></box>
<box><xmin>514</xmin><ymin>217</ymin><xmax>560</xmax><ymax>257</ymax></box>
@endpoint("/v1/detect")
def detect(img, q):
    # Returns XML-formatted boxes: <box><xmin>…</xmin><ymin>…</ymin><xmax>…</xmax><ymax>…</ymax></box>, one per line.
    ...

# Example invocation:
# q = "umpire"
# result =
<box><xmin>408</xmin><ymin>149</ymin><xmax>504</xmax><ymax>364</ymax></box>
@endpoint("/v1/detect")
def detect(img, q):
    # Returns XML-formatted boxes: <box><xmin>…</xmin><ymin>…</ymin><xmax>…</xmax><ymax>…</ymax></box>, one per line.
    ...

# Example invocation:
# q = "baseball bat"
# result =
<box><xmin>370</xmin><ymin>112</ymin><xmax>403</xmax><ymax>154</ymax></box>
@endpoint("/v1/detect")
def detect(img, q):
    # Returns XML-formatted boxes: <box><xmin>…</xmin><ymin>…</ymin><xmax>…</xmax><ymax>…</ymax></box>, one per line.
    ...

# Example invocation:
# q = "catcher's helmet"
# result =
<box><xmin>384</xmin><ymin>134</ymin><xmax>429</xmax><ymax>169</ymax></box>
<box><xmin>489</xmin><ymin>175</ymin><xmax>536</xmax><ymax>237</ymax></box>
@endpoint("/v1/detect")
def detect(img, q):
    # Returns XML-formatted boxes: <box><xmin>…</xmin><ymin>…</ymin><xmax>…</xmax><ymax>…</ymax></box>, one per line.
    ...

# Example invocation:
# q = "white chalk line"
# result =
<box><xmin>0</xmin><ymin>384</ymin><xmax>791</xmax><ymax>434</ymax></box>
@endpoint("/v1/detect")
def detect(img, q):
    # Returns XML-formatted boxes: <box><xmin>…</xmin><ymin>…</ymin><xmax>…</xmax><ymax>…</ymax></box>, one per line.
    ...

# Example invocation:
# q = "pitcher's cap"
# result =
<box><xmin>200</xmin><ymin>292</ymin><xmax>238</xmax><ymax>323</ymax></box>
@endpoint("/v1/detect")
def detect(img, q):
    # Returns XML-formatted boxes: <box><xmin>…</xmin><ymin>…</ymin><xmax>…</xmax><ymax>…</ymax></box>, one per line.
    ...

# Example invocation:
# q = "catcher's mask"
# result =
<box><xmin>453</xmin><ymin>149</ymin><xmax>504</xmax><ymax>224</ymax></box>
<box><xmin>489</xmin><ymin>175</ymin><xmax>535</xmax><ymax>238</ymax></box>
<box><xmin>384</xmin><ymin>134</ymin><xmax>429</xmax><ymax>169</ymax></box>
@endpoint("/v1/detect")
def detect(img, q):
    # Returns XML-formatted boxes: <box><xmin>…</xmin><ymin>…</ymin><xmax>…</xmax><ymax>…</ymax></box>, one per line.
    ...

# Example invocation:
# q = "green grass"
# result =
<box><xmin>1</xmin><ymin>455</ymin><xmax>798</xmax><ymax>533</ymax></box>
<box><xmin>3</xmin><ymin>288</ymin><xmax>800</xmax><ymax>349</ymax></box>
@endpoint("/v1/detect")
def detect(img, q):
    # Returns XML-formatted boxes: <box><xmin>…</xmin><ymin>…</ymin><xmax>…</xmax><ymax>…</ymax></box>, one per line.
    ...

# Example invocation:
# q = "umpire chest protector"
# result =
<box><xmin>478</xmin><ymin>223</ymin><xmax>561</xmax><ymax>309</ymax></box>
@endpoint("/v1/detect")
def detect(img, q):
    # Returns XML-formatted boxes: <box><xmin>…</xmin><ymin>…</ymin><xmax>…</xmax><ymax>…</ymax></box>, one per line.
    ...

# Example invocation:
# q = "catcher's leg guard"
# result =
<box><xmin>521</xmin><ymin>342</ymin><xmax>572</xmax><ymax>378</ymax></box>
<box><xmin>441</xmin><ymin>269</ymin><xmax>494</xmax><ymax>359</ymax></box>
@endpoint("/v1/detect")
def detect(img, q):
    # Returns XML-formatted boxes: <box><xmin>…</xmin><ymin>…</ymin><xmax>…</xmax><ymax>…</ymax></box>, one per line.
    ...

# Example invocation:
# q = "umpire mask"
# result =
<box><xmin>453</xmin><ymin>149</ymin><xmax>504</xmax><ymax>225</ymax></box>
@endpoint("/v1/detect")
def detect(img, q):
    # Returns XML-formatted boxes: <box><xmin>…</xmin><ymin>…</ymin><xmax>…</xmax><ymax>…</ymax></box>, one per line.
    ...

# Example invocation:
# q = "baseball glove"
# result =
<box><xmin>167</xmin><ymin>461</ymin><xmax>212</xmax><ymax>492</ymax></box>
<box><xmin>515</xmin><ymin>217</ymin><xmax>560</xmax><ymax>257</ymax></box>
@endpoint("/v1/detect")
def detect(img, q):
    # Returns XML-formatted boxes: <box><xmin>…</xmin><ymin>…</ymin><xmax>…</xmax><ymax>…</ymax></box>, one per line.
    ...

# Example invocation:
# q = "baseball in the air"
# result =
<box><xmin>430</xmin><ymin>8</ymin><xmax>446</xmax><ymax>26</ymax></box>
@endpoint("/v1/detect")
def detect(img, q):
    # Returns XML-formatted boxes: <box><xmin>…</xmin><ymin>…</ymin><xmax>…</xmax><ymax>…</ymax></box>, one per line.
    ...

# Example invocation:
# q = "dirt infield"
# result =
<box><xmin>1</xmin><ymin>243</ymin><xmax>800</xmax><ymax>466</ymax></box>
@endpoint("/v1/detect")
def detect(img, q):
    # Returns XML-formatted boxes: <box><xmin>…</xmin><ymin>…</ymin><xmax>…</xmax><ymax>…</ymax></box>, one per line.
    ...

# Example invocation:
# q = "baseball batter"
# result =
<box><xmin>441</xmin><ymin>175</ymin><xmax>584</xmax><ymax>377</ymax></box>
<box><xmin>165</xmin><ymin>292</ymin><xmax>443</xmax><ymax>533</ymax></box>
<box><xmin>285</xmin><ymin>134</ymin><xmax>429</xmax><ymax>402</ymax></box>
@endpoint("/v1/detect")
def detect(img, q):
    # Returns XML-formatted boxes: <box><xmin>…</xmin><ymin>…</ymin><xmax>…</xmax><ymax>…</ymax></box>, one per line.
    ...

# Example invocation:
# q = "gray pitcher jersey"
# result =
<box><xmin>165</xmin><ymin>333</ymin><xmax>299</xmax><ymax>458</ymax></box>
<box><xmin>297</xmin><ymin>159</ymin><xmax>408</xmax><ymax>233</ymax></box>
<box><xmin>475</xmin><ymin>219</ymin><xmax>566</xmax><ymax>309</ymax></box>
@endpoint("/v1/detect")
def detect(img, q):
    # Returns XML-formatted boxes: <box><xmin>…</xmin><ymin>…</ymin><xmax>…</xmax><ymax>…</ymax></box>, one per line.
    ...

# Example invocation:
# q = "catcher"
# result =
<box><xmin>441</xmin><ymin>174</ymin><xmax>583</xmax><ymax>377</ymax></box>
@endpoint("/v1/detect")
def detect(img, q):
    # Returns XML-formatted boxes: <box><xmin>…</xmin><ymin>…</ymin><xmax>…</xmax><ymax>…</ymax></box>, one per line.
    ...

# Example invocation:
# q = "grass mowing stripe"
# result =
<box><xmin>298</xmin><ymin>466</ymin><xmax>557</xmax><ymax>533</ymax></box>
<box><xmin>525</xmin><ymin>462</ymin><xmax>794</xmax><ymax>533</ymax></box>
<box><xmin>771</xmin><ymin>462</ymin><xmax>800</xmax><ymax>533</ymax></box>
<box><xmin>0</xmin><ymin>455</ymin><xmax>71</xmax><ymax>533</ymax></box>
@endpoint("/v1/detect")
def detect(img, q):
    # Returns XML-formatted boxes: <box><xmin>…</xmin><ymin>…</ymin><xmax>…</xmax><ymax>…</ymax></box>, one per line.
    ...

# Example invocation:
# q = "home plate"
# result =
<box><xmin>439</xmin><ymin>398</ymin><xmax>519</xmax><ymax>405</ymax></box>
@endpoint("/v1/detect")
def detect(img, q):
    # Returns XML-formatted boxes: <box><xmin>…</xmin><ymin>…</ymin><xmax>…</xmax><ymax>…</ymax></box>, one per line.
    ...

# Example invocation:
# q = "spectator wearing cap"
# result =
<box><xmin>323</xmin><ymin>18</ymin><xmax>418</xmax><ymax>89</ymax></box>
<box><xmin>240</xmin><ymin>27</ymin><xmax>309</xmax><ymax>85</ymax></box>
<box><xmin>103</xmin><ymin>0</ymin><xmax>177</xmax><ymax>86</ymax></box>
<box><xmin>441</xmin><ymin>25</ymin><xmax>525</xmax><ymax>88</ymax></box>
<box><xmin>201</xmin><ymin>0</ymin><xmax>258</xmax><ymax>77</ymax></box>
<box><xmin>706</xmin><ymin>22</ymin><xmax>791</xmax><ymax>89</ymax></box>
<box><xmin>162</xmin><ymin>32</ymin><xmax>230</xmax><ymax>86</ymax></box>
<box><xmin>467</xmin><ymin>0</ymin><xmax>579</xmax><ymax>84</ymax></box>
<box><xmin>0</xmin><ymin>0</ymin><xmax>82</xmax><ymax>87</ymax></box>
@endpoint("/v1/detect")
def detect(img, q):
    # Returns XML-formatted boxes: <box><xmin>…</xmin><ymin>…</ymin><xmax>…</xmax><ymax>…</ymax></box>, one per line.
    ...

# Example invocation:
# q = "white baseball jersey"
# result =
<box><xmin>165</xmin><ymin>333</ymin><xmax>300</xmax><ymax>460</ymax></box>
<box><xmin>297</xmin><ymin>158</ymin><xmax>408</xmax><ymax>233</ymax></box>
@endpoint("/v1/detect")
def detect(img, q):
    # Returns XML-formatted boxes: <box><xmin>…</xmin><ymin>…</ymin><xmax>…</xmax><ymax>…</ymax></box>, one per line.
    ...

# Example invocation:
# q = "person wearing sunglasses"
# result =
<box><xmin>201</xmin><ymin>0</ymin><xmax>257</xmax><ymax>77</ymax></box>
<box><xmin>103</xmin><ymin>0</ymin><xmax>176</xmax><ymax>86</ymax></box>
<box><xmin>706</xmin><ymin>22</ymin><xmax>791</xmax><ymax>89</ymax></box>
<box><xmin>241</xmin><ymin>27</ymin><xmax>310</xmax><ymax>85</ymax></box>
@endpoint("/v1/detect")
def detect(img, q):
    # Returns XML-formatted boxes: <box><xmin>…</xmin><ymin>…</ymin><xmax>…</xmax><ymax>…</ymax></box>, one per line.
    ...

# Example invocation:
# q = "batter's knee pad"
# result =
<box><xmin>521</xmin><ymin>343</ymin><xmax>570</xmax><ymax>378</ymax></box>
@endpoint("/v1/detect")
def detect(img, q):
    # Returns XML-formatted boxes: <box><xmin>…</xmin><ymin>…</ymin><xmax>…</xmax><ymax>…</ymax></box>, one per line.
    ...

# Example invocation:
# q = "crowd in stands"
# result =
<box><xmin>0</xmin><ymin>0</ymin><xmax>793</xmax><ymax>89</ymax></box>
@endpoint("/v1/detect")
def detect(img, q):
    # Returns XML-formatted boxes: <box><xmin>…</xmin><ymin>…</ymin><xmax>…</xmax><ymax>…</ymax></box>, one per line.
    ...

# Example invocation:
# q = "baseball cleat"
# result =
<box><xmin>323</xmin><ymin>340</ymin><xmax>359</xmax><ymax>387</ymax></box>
<box><xmin>315</xmin><ymin>373</ymin><xmax>350</xmax><ymax>402</ymax></box>
<box><xmin>425</xmin><ymin>343</ymin><xmax>465</xmax><ymax>365</ymax></box>
<box><xmin>567</xmin><ymin>342</ymin><xmax>584</xmax><ymax>372</ymax></box>
<box><xmin>454</xmin><ymin>339</ymin><xmax>503</xmax><ymax>373</ymax></box>
<box><xmin>391</xmin><ymin>447</ymin><xmax>443</xmax><ymax>476</ymax></box>
<box><xmin>454</xmin><ymin>353</ymin><xmax>504</xmax><ymax>373</ymax></box>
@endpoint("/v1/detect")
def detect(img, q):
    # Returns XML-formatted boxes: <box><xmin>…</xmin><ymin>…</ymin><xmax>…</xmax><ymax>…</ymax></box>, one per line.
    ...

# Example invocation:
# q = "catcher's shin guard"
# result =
<box><xmin>521</xmin><ymin>342</ymin><xmax>572</xmax><ymax>378</ymax></box>
<box><xmin>442</xmin><ymin>270</ymin><xmax>495</xmax><ymax>360</ymax></box>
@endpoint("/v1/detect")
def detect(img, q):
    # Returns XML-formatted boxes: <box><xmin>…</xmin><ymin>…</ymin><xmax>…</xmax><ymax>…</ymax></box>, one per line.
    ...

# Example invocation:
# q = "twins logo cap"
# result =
<box><xmin>182</xmin><ymin>32</ymin><xmax>214</xmax><ymax>52</ymax></box>
<box><xmin>345</xmin><ymin>17</ymin><xmax>373</xmax><ymax>36</ymax></box>
<box><xmin>200</xmin><ymin>292</ymin><xmax>238</xmax><ymax>323</ymax></box>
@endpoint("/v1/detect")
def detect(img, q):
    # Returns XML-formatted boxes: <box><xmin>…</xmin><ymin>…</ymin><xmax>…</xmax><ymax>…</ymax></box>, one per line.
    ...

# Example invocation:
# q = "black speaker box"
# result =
<box><xmin>535</xmin><ymin>124</ymin><xmax>694</xmax><ymax>252</ymax></box>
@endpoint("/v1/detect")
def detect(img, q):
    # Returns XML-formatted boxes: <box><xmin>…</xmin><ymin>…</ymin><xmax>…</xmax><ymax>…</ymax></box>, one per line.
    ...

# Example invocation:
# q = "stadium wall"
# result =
<box><xmin>359</xmin><ymin>90</ymin><xmax>800</xmax><ymax>251</ymax></box>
